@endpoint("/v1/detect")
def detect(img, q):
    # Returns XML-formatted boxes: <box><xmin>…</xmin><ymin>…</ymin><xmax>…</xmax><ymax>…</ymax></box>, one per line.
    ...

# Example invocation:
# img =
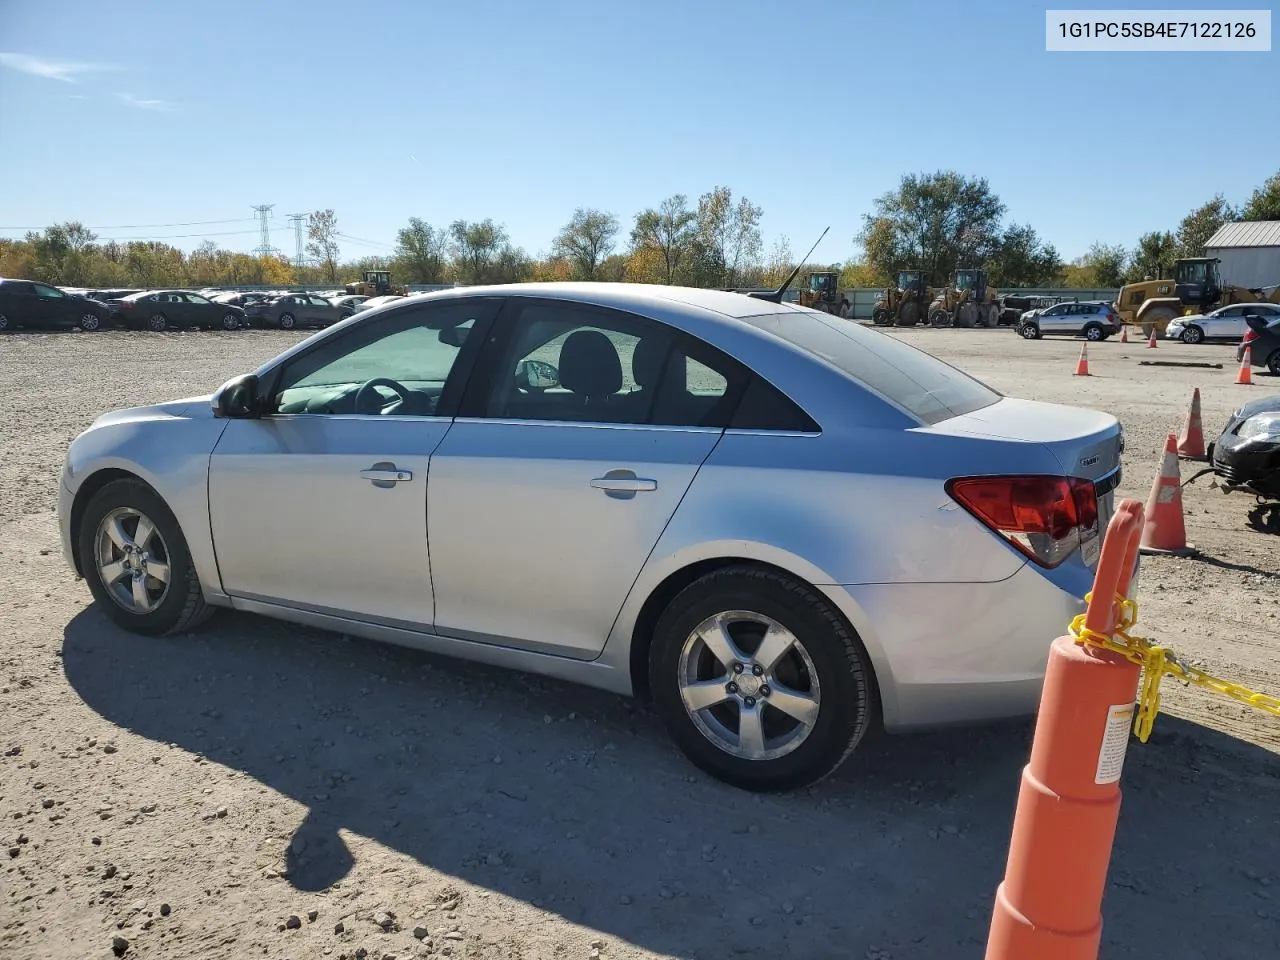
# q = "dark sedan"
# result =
<box><xmin>243</xmin><ymin>292</ymin><xmax>352</xmax><ymax>329</ymax></box>
<box><xmin>212</xmin><ymin>291</ymin><xmax>274</xmax><ymax>309</ymax></box>
<box><xmin>0</xmin><ymin>278</ymin><xmax>112</xmax><ymax>331</ymax></box>
<box><xmin>1240</xmin><ymin>316</ymin><xmax>1280</xmax><ymax>377</ymax></box>
<box><xmin>108</xmin><ymin>291</ymin><xmax>246</xmax><ymax>332</ymax></box>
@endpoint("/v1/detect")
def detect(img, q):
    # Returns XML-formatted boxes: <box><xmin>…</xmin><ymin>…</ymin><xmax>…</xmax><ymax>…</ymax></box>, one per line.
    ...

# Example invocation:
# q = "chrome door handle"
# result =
<box><xmin>360</xmin><ymin>466</ymin><xmax>413</xmax><ymax>483</ymax></box>
<box><xmin>590</xmin><ymin>475</ymin><xmax>657</xmax><ymax>493</ymax></box>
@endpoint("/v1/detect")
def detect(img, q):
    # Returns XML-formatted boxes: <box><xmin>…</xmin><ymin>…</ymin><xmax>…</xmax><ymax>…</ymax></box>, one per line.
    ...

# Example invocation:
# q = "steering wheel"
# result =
<box><xmin>353</xmin><ymin>377</ymin><xmax>411</xmax><ymax>415</ymax></box>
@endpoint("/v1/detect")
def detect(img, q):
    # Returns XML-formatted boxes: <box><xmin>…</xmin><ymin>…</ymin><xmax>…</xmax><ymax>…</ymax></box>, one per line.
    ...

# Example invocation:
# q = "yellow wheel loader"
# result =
<box><xmin>872</xmin><ymin>270</ymin><xmax>931</xmax><ymax>327</ymax></box>
<box><xmin>929</xmin><ymin>268</ymin><xmax>1001</xmax><ymax>328</ymax></box>
<box><xmin>344</xmin><ymin>270</ymin><xmax>408</xmax><ymax>298</ymax></box>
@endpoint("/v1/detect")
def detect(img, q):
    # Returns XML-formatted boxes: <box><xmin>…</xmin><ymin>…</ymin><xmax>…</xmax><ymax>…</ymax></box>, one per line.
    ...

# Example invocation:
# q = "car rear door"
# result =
<box><xmin>1</xmin><ymin>282</ymin><xmax>39</xmax><ymax>326</ymax></box>
<box><xmin>208</xmin><ymin>297</ymin><xmax>501</xmax><ymax>626</ymax></box>
<box><xmin>426</xmin><ymin>297</ymin><xmax>737</xmax><ymax>659</ymax></box>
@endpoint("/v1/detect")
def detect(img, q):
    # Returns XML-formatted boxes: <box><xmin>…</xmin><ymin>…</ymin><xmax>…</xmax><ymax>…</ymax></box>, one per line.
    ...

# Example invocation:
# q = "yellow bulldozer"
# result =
<box><xmin>1115</xmin><ymin>257</ymin><xmax>1280</xmax><ymax>336</ymax></box>
<box><xmin>797</xmin><ymin>271</ymin><xmax>851</xmax><ymax>317</ymax></box>
<box><xmin>928</xmin><ymin>268</ymin><xmax>1001</xmax><ymax>328</ymax></box>
<box><xmin>872</xmin><ymin>270</ymin><xmax>931</xmax><ymax>326</ymax></box>
<box><xmin>344</xmin><ymin>269</ymin><xmax>408</xmax><ymax>298</ymax></box>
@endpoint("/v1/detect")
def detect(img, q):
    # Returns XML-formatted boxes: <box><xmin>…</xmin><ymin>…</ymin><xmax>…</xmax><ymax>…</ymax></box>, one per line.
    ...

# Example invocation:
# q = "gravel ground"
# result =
<box><xmin>1</xmin><ymin>326</ymin><xmax>1278</xmax><ymax>960</ymax></box>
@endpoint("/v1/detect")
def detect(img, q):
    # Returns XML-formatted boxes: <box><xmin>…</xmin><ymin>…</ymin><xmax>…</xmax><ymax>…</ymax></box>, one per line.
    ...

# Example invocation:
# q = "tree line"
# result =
<box><xmin>2</xmin><ymin>170</ymin><xmax>1276</xmax><ymax>293</ymax></box>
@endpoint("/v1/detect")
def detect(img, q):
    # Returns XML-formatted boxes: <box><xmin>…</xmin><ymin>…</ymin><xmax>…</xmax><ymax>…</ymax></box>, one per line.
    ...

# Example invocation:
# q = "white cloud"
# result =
<box><xmin>116</xmin><ymin>92</ymin><xmax>176</xmax><ymax>112</ymax></box>
<box><xmin>0</xmin><ymin>52</ymin><xmax>117</xmax><ymax>83</ymax></box>
<box><xmin>67</xmin><ymin>94</ymin><xmax>89</xmax><ymax>100</ymax></box>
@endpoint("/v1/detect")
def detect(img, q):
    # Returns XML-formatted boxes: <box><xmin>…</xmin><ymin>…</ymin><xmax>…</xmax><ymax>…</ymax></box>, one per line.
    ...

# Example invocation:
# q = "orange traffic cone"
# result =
<box><xmin>1120</xmin><ymin>326</ymin><xmax>1129</xmax><ymax>344</ymax></box>
<box><xmin>1139</xmin><ymin>434</ymin><xmax>1196</xmax><ymax>556</ymax></box>
<box><xmin>1147</xmin><ymin>328</ymin><xmax>1158</xmax><ymax>348</ymax></box>
<box><xmin>1073</xmin><ymin>343</ymin><xmax>1091</xmax><ymax>376</ymax></box>
<box><xmin>1236</xmin><ymin>347</ymin><xmax>1253</xmax><ymax>385</ymax></box>
<box><xmin>1176</xmin><ymin>387</ymin><xmax>1207</xmax><ymax>460</ymax></box>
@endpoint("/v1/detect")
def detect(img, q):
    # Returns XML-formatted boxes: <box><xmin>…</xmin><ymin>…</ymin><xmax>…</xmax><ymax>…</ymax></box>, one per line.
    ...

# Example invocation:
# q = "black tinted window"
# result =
<box><xmin>731</xmin><ymin>377</ymin><xmax>820</xmax><ymax>432</ymax></box>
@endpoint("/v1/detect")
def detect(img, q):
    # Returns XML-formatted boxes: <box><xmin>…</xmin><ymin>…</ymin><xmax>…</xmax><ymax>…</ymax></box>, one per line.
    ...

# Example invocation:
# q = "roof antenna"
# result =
<box><xmin>748</xmin><ymin>226</ymin><xmax>830</xmax><ymax>302</ymax></box>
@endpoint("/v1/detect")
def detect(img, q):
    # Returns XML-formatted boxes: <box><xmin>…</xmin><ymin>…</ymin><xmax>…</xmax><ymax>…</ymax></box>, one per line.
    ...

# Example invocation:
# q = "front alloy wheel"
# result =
<box><xmin>1181</xmin><ymin>325</ymin><xmax>1203</xmax><ymax>344</ymax></box>
<box><xmin>94</xmin><ymin>507</ymin><xmax>172</xmax><ymax>615</ymax></box>
<box><xmin>222</xmin><ymin>312</ymin><xmax>240</xmax><ymax>331</ymax></box>
<box><xmin>80</xmin><ymin>313</ymin><xmax>102</xmax><ymax>331</ymax></box>
<box><xmin>1019</xmin><ymin>323</ymin><xmax>1040</xmax><ymax>340</ymax></box>
<box><xmin>651</xmin><ymin>566</ymin><xmax>874</xmax><ymax>791</ymax></box>
<box><xmin>278</xmin><ymin>312</ymin><xmax>296</xmax><ymax>330</ymax></box>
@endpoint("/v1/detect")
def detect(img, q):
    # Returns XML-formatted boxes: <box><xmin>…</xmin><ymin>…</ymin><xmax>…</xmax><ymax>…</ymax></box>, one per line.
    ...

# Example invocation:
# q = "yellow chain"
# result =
<box><xmin>1068</xmin><ymin>593</ymin><xmax>1280</xmax><ymax>742</ymax></box>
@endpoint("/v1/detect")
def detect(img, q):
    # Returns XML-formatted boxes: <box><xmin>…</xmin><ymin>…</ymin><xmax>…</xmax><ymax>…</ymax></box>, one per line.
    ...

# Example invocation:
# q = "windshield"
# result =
<box><xmin>742</xmin><ymin>310</ymin><xmax>1001</xmax><ymax>424</ymax></box>
<box><xmin>955</xmin><ymin>272</ymin><xmax>976</xmax><ymax>291</ymax></box>
<box><xmin>897</xmin><ymin>271</ymin><xmax>917</xmax><ymax>291</ymax></box>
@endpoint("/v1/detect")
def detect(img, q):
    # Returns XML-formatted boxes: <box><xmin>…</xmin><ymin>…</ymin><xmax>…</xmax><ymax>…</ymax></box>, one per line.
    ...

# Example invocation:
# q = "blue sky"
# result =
<box><xmin>0</xmin><ymin>0</ymin><xmax>1275</xmax><ymax>265</ymax></box>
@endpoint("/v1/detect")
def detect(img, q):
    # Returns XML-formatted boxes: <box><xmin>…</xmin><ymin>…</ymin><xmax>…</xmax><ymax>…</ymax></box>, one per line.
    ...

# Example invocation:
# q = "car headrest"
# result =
<box><xmin>632</xmin><ymin>336</ymin><xmax>669</xmax><ymax>389</ymax></box>
<box><xmin>559</xmin><ymin>330</ymin><xmax>622</xmax><ymax>398</ymax></box>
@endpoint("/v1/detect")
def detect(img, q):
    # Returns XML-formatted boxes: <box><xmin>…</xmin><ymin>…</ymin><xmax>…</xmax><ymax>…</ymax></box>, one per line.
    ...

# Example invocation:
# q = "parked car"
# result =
<box><xmin>351</xmin><ymin>294</ymin><xmax>404</xmax><ymax>313</ymax></box>
<box><xmin>109</xmin><ymin>290</ymin><xmax>246</xmax><ymax>331</ymax></box>
<box><xmin>85</xmin><ymin>289</ymin><xmax>143</xmax><ymax>304</ymax></box>
<box><xmin>212</xmin><ymin>291</ymin><xmax>273</xmax><ymax>309</ymax></box>
<box><xmin>1208</xmin><ymin>394</ymin><xmax>1280</xmax><ymax>502</ymax></box>
<box><xmin>58</xmin><ymin>283</ymin><xmax>1123</xmax><ymax>791</ymax></box>
<box><xmin>1166</xmin><ymin>303</ymin><xmax>1280</xmax><ymax>344</ymax></box>
<box><xmin>1017</xmin><ymin>301</ymin><xmax>1121</xmax><ymax>341</ymax></box>
<box><xmin>330</xmin><ymin>294</ymin><xmax>370</xmax><ymax>312</ymax></box>
<box><xmin>1239</xmin><ymin>315</ymin><xmax>1280</xmax><ymax>376</ymax></box>
<box><xmin>0</xmin><ymin>278</ymin><xmax>112</xmax><ymax>331</ymax></box>
<box><xmin>243</xmin><ymin>293</ymin><xmax>353</xmax><ymax>329</ymax></box>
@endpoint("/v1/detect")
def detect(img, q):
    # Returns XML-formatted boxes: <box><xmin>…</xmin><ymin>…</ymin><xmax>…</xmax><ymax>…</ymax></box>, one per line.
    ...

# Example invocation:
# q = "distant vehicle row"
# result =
<box><xmin>0</xmin><ymin>278</ymin><xmax>375</xmax><ymax>332</ymax></box>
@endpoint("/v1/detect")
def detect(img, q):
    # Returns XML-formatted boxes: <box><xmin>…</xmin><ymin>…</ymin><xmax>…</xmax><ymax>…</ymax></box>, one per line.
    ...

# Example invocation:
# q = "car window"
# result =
<box><xmin>742</xmin><ymin>309</ymin><xmax>1000</xmax><ymax>424</ymax></box>
<box><xmin>33</xmin><ymin>284</ymin><xmax>66</xmax><ymax>299</ymax></box>
<box><xmin>1044</xmin><ymin>305</ymin><xmax>1065</xmax><ymax>316</ymax></box>
<box><xmin>312</xmin><ymin>296</ymin><xmax>331</xmax><ymax>307</ymax></box>
<box><xmin>185</xmin><ymin>293</ymin><xmax>211</xmax><ymax>304</ymax></box>
<box><xmin>271</xmin><ymin>299</ymin><xmax>500</xmax><ymax>417</ymax></box>
<box><xmin>1217</xmin><ymin>307</ymin><xmax>1243</xmax><ymax>317</ymax></box>
<box><xmin>485</xmin><ymin>300</ymin><xmax>745</xmax><ymax>428</ymax></box>
<box><xmin>2</xmin><ymin>282</ymin><xmax>35</xmax><ymax>297</ymax></box>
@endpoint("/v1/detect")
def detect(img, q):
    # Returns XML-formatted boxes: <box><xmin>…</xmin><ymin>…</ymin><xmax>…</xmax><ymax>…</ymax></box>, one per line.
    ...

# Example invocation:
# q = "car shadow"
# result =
<box><xmin>62</xmin><ymin>608</ymin><xmax>1280</xmax><ymax>959</ymax></box>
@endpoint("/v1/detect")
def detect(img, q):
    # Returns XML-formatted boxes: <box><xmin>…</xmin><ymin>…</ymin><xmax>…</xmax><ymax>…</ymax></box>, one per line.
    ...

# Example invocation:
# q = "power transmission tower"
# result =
<box><xmin>251</xmin><ymin>204</ymin><xmax>279</xmax><ymax>256</ymax></box>
<box><xmin>287</xmin><ymin>213</ymin><xmax>307</xmax><ymax>272</ymax></box>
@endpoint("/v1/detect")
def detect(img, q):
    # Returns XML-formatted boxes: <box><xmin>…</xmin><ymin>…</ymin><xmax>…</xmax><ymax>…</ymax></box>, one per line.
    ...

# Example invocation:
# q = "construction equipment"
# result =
<box><xmin>929</xmin><ymin>268</ymin><xmax>1001</xmax><ymax>328</ymax></box>
<box><xmin>1115</xmin><ymin>257</ymin><xmax>1280</xmax><ymax>337</ymax></box>
<box><xmin>797</xmin><ymin>271</ymin><xmax>851</xmax><ymax>317</ymax></box>
<box><xmin>344</xmin><ymin>270</ymin><xmax>408</xmax><ymax>298</ymax></box>
<box><xmin>872</xmin><ymin>270</ymin><xmax>930</xmax><ymax>327</ymax></box>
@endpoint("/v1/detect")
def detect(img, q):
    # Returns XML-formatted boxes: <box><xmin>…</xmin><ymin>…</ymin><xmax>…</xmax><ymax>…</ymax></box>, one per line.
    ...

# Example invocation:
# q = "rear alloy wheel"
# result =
<box><xmin>1268</xmin><ymin>350</ymin><xmax>1280</xmax><ymax>377</ymax></box>
<box><xmin>650</xmin><ymin>566</ymin><xmax>875</xmax><ymax>792</ymax></box>
<box><xmin>278</xmin><ymin>312</ymin><xmax>297</xmax><ymax>330</ymax></box>
<box><xmin>0</xmin><ymin>313</ymin><xmax>10</xmax><ymax>332</ymax></box>
<box><xmin>1181</xmin><ymin>325</ymin><xmax>1204</xmax><ymax>345</ymax></box>
<box><xmin>1019</xmin><ymin>323</ymin><xmax>1041</xmax><ymax>340</ymax></box>
<box><xmin>222</xmin><ymin>312</ymin><xmax>241</xmax><ymax>331</ymax></box>
<box><xmin>1084</xmin><ymin>323</ymin><xmax>1105</xmax><ymax>342</ymax></box>
<box><xmin>80</xmin><ymin>313</ymin><xmax>102</xmax><ymax>332</ymax></box>
<box><xmin>78</xmin><ymin>479</ymin><xmax>212</xmax><ymax>636</ymax></box>
<box><xmin>148</xmin><ymin>313</ymin><xmax>168</xmax><ymax>332</ymax></box>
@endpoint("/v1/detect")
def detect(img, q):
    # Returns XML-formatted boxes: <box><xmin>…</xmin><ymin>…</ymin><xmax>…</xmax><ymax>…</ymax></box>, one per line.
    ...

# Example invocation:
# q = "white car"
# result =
<box><xmin>1165</xmin><ymin>303</ymin><xmax>1280</xmax><ymax>344</ymax></box>
<box><xmin>351</xmin><ymin>294</ymin><xmax>404</xmax><ymax>313</ymax></box>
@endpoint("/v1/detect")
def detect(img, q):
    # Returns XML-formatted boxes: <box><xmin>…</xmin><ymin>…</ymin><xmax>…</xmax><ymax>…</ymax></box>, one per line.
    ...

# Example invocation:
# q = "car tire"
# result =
<box><xmin>1019</xmin><ymin>323</ymin><xmax>1041</xmax><ymax>340</ymax></box>
<box><xmin>79</xmin><ymin>313</ymin><xmax>102</xmax><ymax>332</ymax></box>
<box><xmin>1084</xmin><ymin>323</ymin><xmax>1105</xmax><ymax>342</ymax></box>
<box><xmin>1181</xmin><ymin>325</ymin><xmax>1204</xmax><ymax>345</ymax></box>
<box><xmin>0</xmin><ymin>313</ymin><xmax>10</xmax><ymax>332</ymax></box>
<box><xmin>1267</xmin><ymin>350</ymin><xmax>1280</xmax><ymax>377</ymax></box>
<box><xmin>649</xmin><ymin>565</ymin><xmax>876</xmax><ymax>792</ymax></box>
<box><xmin>279</xmin><ymin>313</ymin><xmax>296</xmax><ymax>330</ymax></box>
<box><xmin>221</xmin><ymin>312</ymin><xmax>241</xmax><ymax>331</ymax></box>
<box><xmin>77</xmin><ymin>478</ymin><xmax>214</xmax><ymax>637</ymax></box>
<box><xmin>148</xmin><ymin>313</ymin><xmax>168</xmax><ymax>332</ymax></box>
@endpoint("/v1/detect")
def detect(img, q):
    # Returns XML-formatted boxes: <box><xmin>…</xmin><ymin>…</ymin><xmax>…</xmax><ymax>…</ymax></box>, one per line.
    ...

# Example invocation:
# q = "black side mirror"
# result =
<box><xmin>212</xmin><ymin>373</ymin><xmax>262</xmax><ymax>419</ymax></box>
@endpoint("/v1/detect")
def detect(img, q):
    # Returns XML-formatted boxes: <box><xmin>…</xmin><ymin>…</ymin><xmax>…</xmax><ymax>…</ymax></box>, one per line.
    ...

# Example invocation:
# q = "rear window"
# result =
<box><xmin>742</xmin><ymin>310</ymin><xmax>1001</xmax><ymax>425</ymax></box>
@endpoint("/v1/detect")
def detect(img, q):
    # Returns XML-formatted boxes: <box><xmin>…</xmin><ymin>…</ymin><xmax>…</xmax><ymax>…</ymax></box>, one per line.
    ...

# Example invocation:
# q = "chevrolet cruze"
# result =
<box><xmin>59</xmin><ymin>283</ymin><xmax>1123</xmax><ymax>790</ymax></box>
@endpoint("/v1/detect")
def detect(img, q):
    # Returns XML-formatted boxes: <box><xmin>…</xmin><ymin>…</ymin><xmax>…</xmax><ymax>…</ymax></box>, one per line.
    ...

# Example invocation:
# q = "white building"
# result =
<box><xmin>1204</xmin><ymin>220</ymin><xmax>1280</xmax><ymax>290</ymax></box>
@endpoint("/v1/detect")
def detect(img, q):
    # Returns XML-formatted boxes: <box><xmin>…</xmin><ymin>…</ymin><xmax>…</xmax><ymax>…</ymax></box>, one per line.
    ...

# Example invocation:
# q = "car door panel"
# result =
<box><xmin>427</xmin><ymin>420</ymin><xmax>721</xmax><ymax>658</ymax></box>
<box><xmin>209</xmin><ymin>416</ymin><xmax>447</xmax><ymax>626</ymax></box>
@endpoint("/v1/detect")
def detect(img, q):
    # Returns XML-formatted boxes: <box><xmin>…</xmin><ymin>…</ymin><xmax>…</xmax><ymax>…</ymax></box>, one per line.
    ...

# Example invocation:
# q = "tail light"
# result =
<box><xmin>119</xmin><ymin>301</ymin><xmax>134</xmax><ymax>310</ymax></box>
<box><xmin>1242</xmin><ymin>329</ymin><xmax>1257</xmax><ymax>344</ymax></box>
<box><xmin>946</xmin><ymin>475</ymin><xmax>1099</xmax><ymax>568</ymax></box>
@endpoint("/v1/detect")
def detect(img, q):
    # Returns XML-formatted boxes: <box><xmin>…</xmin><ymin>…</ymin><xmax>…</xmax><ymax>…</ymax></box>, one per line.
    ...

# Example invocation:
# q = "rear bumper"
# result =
<box><xmin>824</xmin><ymin>561</ymin><xmax>1094</xmax><ymax>731</ymax></box>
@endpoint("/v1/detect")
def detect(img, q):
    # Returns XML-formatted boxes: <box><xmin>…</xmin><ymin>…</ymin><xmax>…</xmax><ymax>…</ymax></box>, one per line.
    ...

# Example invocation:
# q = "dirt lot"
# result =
<box><xmin>1</xmin><ymin>326</ymin><xmax>1277</xmax><ymax>960</ymax></box>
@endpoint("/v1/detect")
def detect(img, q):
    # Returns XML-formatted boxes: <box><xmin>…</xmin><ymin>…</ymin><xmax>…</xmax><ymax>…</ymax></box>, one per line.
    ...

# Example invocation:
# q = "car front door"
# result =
<box><xmin>183</xmin><ymin>293</ymin><xmax>216</xmax><ymax>326</ymax></box>
<box><xmin>208</xmin><ymin>297</ymin><xmax>502</xmax><ymax>626</ymax></box>
<box><xmin>31</xmin><ymin>283</ymin><xmax>72</xmax><ymax>327</ymax></box>
<box><xmin>1039</xmin><ymin>304</ymin><xmax>1070</xmax><ymax>334</ymax></box>
<box><xmin>426</xmin><ymin>297</ymin><xmax>736</xmax><ymax>659</ymax></box>
<box><xmin>1207</xmin><ymin>306</ymin><xmax>1244</xmax><ymax>340</ymax></box>
<box><xmin>309</xmin><ymin>294</ymin><xmax>339</xmax><ymax>325</ymax></box>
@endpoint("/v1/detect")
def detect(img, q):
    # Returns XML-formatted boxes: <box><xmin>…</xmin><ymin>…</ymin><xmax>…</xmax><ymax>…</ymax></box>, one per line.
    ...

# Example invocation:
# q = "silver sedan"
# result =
<box><xmin>58</xmin><ymin>283</ymin><xmax>1123</xmax><ymax>791</ymax></box>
